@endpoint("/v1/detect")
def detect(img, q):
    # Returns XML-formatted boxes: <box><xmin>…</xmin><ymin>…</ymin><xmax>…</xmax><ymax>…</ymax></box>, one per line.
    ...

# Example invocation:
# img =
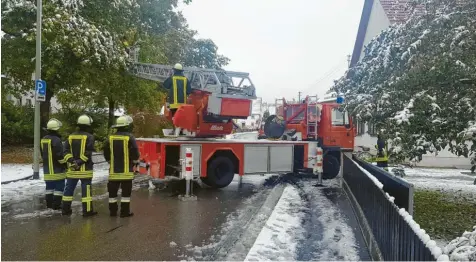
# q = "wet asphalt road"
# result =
<box><xmin>1</xmin><ymin>176</ymin><xmax>270</xmax><ymax>261</ymax></box>
<box><xmin>2</xmin><ymin>174</ymin><xmax>372</xmax><ymax>261</ymax></box>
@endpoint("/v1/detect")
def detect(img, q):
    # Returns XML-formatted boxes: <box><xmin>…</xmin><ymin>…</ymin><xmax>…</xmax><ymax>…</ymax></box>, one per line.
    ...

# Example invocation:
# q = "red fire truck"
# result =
<box><xmin>132</xmin><ymin>62</ymin><xmax>354</xmax><ymax>188</ymax></box>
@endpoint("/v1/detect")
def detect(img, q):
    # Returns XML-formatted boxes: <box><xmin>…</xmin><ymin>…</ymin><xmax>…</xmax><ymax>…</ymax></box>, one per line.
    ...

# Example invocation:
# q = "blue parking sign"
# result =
<box><xmin>35</xmin><ymin>79</ymin><xmax>46</xmax><ymax>102</ymax></box>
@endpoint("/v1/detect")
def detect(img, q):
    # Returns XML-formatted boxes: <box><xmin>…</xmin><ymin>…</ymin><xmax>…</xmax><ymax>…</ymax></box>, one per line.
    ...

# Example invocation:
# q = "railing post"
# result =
<box><xmin>179</xmin><ymin>148</ymin><xmax>197</xmax><ymax>201</ymax></box>
<box><xmin>314</xmin><ymin>147</ymin><xmax>324</xmax><ymax>187</ymax></box>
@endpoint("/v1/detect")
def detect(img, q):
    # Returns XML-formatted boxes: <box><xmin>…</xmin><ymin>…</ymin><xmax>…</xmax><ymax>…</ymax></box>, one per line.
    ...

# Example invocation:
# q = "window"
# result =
<box><xmin>332</xmin><ymin>108</ymin><xmax>349</xmax><ymax>126</ymax></box>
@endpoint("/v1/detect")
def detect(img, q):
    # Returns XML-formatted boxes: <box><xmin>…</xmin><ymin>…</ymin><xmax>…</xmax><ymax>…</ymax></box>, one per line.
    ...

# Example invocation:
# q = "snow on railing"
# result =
<box><xmin>350</xmin><ymin>157</ymin><xmax>448</xmax><ymax>261</ymax></box>
<box><xmin>443</xmin><ymin>226</ymin><xmax>476</xmax><ymax>261</ymax></box>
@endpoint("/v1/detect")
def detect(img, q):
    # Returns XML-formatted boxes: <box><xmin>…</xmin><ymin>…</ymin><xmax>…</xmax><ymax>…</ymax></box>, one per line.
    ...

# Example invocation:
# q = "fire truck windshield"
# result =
<box><xmin>331</xmin><ymin>108</ymin><xmax>350</xmax><ymax>126</ymax></box>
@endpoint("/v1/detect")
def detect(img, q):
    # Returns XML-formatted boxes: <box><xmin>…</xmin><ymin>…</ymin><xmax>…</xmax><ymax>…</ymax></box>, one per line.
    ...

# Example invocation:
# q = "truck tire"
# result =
<box><xmin>200</xmin><ymin>177</ymin><xmax>213</xmax><ymax>187</ymax></box>
<box><xmin>206</xmin><ymin>156</ymin><xmax>235</xmax><ymax>188</ymax></box>
<box><xmin>323</xmin><ymin>154</ymin><xmax>340</xmax><ymax>180</ymax></box>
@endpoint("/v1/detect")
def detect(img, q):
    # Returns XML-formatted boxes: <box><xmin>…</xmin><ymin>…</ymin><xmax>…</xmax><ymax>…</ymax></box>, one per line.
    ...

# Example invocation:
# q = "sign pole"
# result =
<box><xmin>32</xmin><ymin>0</ymin><xmax>42</xmax><ymax>180</ymax></box>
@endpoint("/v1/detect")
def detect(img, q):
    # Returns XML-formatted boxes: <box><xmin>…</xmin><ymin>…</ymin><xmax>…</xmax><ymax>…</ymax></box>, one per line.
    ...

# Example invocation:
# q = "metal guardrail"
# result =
<box><xmin>343</xmin><ymin>154</ymin><xmax>437</xmax><ymax>261</ymax></box>
<box><xmin>353</xmin><ymin>155</ymin><xmax>414</xmax><ymax>215</ymax></box>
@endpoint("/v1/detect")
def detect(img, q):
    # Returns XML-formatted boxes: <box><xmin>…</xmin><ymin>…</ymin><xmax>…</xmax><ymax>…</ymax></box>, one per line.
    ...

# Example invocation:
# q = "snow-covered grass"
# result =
<box><xmin>1</xmin><ymin>163</ymin><xmax>110</xmax><ymax>205</ymax></box>
<box><xmin>244</xmin><ymin>185</ymin><xmax>306</xmax><ymax>261</ymax></box>
<box><xmin>413</xmin><ymin>190</ymin><xmax>476</xmax><ymax>248</ymax></box>
<box><xmin>392</xmin><ymin>167</ymin><xmax>476</xmax><ymax>203</ymax></box>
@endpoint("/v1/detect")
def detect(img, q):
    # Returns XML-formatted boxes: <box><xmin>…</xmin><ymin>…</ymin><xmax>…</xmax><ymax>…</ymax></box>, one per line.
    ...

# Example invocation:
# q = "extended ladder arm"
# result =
<box><xmin>131</xmin><ymin>62</ymin><xmax>256</xmax><ymax>99</ymax></box>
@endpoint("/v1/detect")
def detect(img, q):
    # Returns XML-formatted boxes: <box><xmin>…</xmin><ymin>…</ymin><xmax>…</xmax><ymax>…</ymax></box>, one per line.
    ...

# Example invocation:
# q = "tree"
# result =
<box><xmin>2</xmin><ymin>0</ymin><xmax>230</xmax><ymax>133</ymax></box>
<box><xmin>332</xmin><ymin>0</ymin><xmax>476</xmax><ymax>162</ymax></box>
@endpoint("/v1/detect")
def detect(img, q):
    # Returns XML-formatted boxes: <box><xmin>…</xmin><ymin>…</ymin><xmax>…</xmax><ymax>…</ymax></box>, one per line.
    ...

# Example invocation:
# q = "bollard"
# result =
<box><xmin>314</xmin><ymin>147</ymin><xmax>325</xmax><ymax>187</ymax></box>
<box><xmin>179</xmin><ymin>148</ymin><xmax>197</xmax><ymax>201</ymax></box>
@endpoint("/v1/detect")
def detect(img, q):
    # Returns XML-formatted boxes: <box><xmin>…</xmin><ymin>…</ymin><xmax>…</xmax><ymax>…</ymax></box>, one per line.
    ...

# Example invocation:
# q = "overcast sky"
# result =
<box><xmin>180</xmin><ymin>0</ymin><xmax>364</xmax><ymax>103</ymax></box>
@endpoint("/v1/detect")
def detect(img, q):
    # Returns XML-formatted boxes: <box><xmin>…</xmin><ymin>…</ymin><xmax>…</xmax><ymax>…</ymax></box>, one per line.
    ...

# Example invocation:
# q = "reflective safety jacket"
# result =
<box><xmin>41</xmin><ymin>133</ymin><xmax>67</xmax><ymax>181</ymax></box>
<box><xmin>103</xmin><ymin>131</ymin><xmax>140</xmax><ymax>180</ymax></box>
<box><xmin>162</xmin><ymin>73</ymin><xmax>192</xmax><ymax>109</ymax></box>
<box><xmin>63</xmin><ymin>131</ymin><xmax>95</xmax><ymax>179</ymax></box>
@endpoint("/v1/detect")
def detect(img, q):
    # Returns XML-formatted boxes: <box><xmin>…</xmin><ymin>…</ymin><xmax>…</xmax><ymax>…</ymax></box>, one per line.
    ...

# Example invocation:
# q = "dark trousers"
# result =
<box><xmin>45</xmin><ymin>180</ymin><xmax>65</xmax><ymax>209</ymax></box>
<box><xmin>108</xmin><ymin>180</ymin><xmax>133</xmax><ymax>216</ymax></box>
<box><xmin>62</xmin><ymin>178</ymin><xmax>95</xmax><ymax>215</ymax></box>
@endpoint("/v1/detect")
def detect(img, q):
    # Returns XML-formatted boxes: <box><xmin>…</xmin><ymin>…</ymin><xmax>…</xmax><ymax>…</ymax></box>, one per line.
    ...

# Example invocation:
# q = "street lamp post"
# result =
<box><xmin>32</xmin><ymin>0</ymin><xmax>42</xmax><ymax>179</ymax></box>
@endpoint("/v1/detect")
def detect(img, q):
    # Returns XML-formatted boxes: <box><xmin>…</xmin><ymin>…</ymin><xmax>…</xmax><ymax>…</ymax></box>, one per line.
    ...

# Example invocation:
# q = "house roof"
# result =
<box><xmin>350</xmin><ymin>0</ymin><xmax>425</xmax><ymax>67</ymax></box>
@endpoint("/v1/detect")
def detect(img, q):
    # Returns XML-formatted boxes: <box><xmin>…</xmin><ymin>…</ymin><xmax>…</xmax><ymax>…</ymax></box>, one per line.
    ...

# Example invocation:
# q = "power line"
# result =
<box><xmin>302</xmin><ymin>59</ymin><xmax>347</xmax><ymax>94</ymax></box>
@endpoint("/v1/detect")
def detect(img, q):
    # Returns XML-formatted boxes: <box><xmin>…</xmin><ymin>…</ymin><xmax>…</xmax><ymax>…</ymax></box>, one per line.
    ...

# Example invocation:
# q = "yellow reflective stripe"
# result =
<box><xmin>80</xmin><ymin>136</ymin><xmax>88</xmax><ymax>162</ymax></box>
<box><xmin>54</xmin><ymin>191</ymin><xmax>63</xmax><ymax>196</ymax></box>
<box><xmin>68</xmin><ymin>135</ymin><xmax>88</xmax><ymax>163</ymax></box>
<box><xmin>82</xmin><ymin>184</ymin><xmax>92</xmax><ymax>212</ymax></box>
<box><xmin>123</xmin><ymin>137</ymin><xmax>129</xmax><ymax>173</ymax></box>
<box><xmin>62</xmin><ymin>196</ymin><xmax>73</xmax><ymax>201</ymax></box>
<box><xmin>121</xmin><ymin>197</ymin><xmax>131</xmax><ymax>203</ymax></box>
<box><xmin>66</xmin><ymin>171</ymin><xmax>93</xmax><ymax>179</ymax></box>
<box><xmin>45</xmin><ymin>189</ymin><xmax>54</xmax><ymax>194</ymax></box>
<box><xmin>44</xmin><ymin>173</ymin><xmax>66</xmax><ymax>181</ymax></box>
<box><xmin>109</xmin><ymin>135</ymin><xmax>130</xmax><ymax>175</ymax></box>
<box><xmin>109</xmin><ymin>198</ymin><xmax>117</xmax><ymax>203</ymax></box>
<box><xmin>41</xmin><ymin>139</ymin><xmax>54</xmax><ymax>176</ymax></box>
<box><xmin>64</xmin><ymin>153</ymin><xmax>73</xmax><ymax>161</ymax></box>
<box><xmin>109</xmin><ymin>173</ymin><xmax>134</xmax><ymax>180</ymax></box>
<box><xmin>171</xmin><ymin>76</ymin><xmax>187</xmax><ymax>109</ymax></box>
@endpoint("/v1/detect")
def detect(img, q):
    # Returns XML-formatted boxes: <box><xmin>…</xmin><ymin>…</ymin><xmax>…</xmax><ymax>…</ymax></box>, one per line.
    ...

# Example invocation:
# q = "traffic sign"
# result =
<box><xmin>35</xmin><ymin>79</ymin><xmax>46</xmax><ymax>102</ymax></box>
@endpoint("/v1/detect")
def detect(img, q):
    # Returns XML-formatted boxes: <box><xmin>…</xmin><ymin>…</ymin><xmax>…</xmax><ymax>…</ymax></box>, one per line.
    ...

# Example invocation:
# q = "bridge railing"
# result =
<box><xmin>342</xmin><ymin>154</ymin><xmax>444</xmax><ymax>261</ymax></box>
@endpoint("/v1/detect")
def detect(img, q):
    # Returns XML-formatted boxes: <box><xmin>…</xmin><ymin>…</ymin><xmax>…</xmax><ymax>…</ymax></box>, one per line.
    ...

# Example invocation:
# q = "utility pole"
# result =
<box><xmin>32</xmin><ymin>0</ymin><xmax>42</xmax><ymax>179</ymax></box>
<box><xmin>298</xmin><ymin>91</ymin><xmax>301</xmax><ymax>102</ymax></box>
<box><xmin>347</xmin><ymin>54</ymin><xmax>351</xmax><ymax>67</ymax></box>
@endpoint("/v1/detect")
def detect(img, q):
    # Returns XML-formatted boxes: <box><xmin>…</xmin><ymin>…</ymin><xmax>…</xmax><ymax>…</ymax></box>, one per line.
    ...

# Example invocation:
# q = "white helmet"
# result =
<box><xmin>46</xmin><ymin>118</ymin><xmax>62</xmax><ymax>131</ymax></box>
<box><xmin>173</xmin><ymin>63</ymin><xmax>183</xmax><ymax>70</ymax></box>
<box><xmin>112</xmin><ymin>115</ymin><xmax>133</xmax><ymax>128</ymax></box>
<box><xmin>77</xmin><ymin>114</ymin><xmax>93</xmax><ymax>126</ymax></box>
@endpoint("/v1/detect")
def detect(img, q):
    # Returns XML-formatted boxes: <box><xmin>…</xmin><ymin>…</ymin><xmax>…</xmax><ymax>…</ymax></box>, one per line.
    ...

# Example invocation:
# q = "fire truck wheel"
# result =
<box><xmin>206</xmin><ymin>156</ymin><xmax>235</xmax><ymax>188</ymax></box>
<box><xmin>200</xmin><ymin>177</ymin><xmax>213</xmax><ymax>187</ymax></box>
<box><xmin>323</xmin><ymin>154</ymin><xmax>340</xmax><ymax>180</ymax></box>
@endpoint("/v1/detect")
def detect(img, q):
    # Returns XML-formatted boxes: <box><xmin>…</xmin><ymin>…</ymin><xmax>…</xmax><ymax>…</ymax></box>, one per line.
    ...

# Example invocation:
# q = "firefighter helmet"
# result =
<box><xmin>77</xmin><ymin>114</ymin><xmax>93</xmax><ymax>126</ymax></box>
<box><xmin>46</xmin><ymin>118</ymin><xmax>62</xmax><ymax>131</ymax></box>
<box><xmin>112</xmin><ymin>115</ymin><xmax>133</xmax><ymax>128</ymax></box>
<box><xmin>173</xmin><ymin>63</ymin><xmax>183</xmax><ymax>70</ymax></box>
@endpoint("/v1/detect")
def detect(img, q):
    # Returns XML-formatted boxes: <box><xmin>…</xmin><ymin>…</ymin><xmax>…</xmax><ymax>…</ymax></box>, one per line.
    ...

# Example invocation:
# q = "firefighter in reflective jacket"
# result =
<box><xmin>162</xmin><ymin>63</ymin><xmax>192</xmax><ymax>117</ymax></box>
<box><xmin>62</xmin><ymin>114</ymin><xmax>98</xmax><ymax>217</ymax></box>
<box><xmin>103</xmin><ymin>115</ymin><xmax>140</xmax><ymax>217</ymax></box>
<box><xmin>375</xmin><ymin>133</ymin><xmax>389</xmax><ymax>171</ymax></box>
<box><xmin>41</xmin><ymin>118</ymin><xmax>67</xmax><ymax>209</ymax></box>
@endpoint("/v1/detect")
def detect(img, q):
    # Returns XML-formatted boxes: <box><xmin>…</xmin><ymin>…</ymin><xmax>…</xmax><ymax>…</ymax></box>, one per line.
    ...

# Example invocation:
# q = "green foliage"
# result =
<box><xmin>413</xmin><ymin>190</ymin><xmax>476</xmax><ymax>241</ymax></box>
<box><xmin>333</xmin><ymin>0</ymin><xmax>476</xmax><ymax>162</ymax></box>
<box><xmin>1</xmin><ymin>0</ymin><xmax>230</xmax><ymax>143</ymax></box>
<box><xmin>1</xmin><ymin>95</ymin><xmax>34</xmax><ymax>145</ymax></box>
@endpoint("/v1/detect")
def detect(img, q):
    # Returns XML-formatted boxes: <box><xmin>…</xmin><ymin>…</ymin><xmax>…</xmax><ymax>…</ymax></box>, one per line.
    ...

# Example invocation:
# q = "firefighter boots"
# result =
<box><xmin>120</xmin><ymin>202</ymin><xmax>134</xmax><ymax>218</ymax></box>
<box><xmin>45</xmin><ymin>193</ymin><xmax>54</xmax><ymax>209</ymax></box>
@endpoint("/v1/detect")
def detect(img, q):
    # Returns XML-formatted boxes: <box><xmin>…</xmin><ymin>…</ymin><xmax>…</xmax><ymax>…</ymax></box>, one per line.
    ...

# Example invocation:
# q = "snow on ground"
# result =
<box><xmin>1</xmin><ymin>163</ymin><xmax>110</xmax><ymax>205</ymax></box>
<box><xmin>225</xmin><ymin>131</ymin><xmax>258</xmax><ymax>140</ymax></box>
<box><xmin>299</xmin><ymin>180</ymin><xmax>361</xmax><ymax>261</ymax></box>
<box><xmin>244</xmin><ymin>185</ymin><xmax>307</xmax><ymax>261</ymax></box>
<box><xmin>177</xmin><ymin>174</ymin><xmax>281</xmax><ymax>261</ymax></box>
<box><xmin>391</xmin><ymin>167</ymin><xmax>476</xmax><ymax>203</ymax></box>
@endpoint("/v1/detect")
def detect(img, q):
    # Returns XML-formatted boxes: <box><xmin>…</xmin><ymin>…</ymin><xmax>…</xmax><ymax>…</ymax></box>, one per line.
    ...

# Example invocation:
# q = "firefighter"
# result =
<box><xmin>162</xmin><ymin>63</ymin><xmax>192</xmax><ymax>117</ymax></box>
<box><xmin>103</xmin><ymin>115</ymin><xmax>140</xmax><ymax>217</ymax></box>
<box><xmin>375</xmin><ymin>133</ymin><xmax>389</xmax><ymax>171</ymax></box>
<box><xmin>41</xmin><ymin>118</ymin><xmax>67</xmax><ymax>210</ymax></box>
<box><xmin>62</xmin><ymin>114</ymin><xmax>97</xmax><ymax>217</ymax></box>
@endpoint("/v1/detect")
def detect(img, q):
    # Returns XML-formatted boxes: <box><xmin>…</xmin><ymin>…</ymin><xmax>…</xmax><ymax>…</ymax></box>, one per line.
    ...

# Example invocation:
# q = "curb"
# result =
<box><xmin>1</xmin><ymin>175</ymin><xmax>35</xmax><ymax>185</ymax></box>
